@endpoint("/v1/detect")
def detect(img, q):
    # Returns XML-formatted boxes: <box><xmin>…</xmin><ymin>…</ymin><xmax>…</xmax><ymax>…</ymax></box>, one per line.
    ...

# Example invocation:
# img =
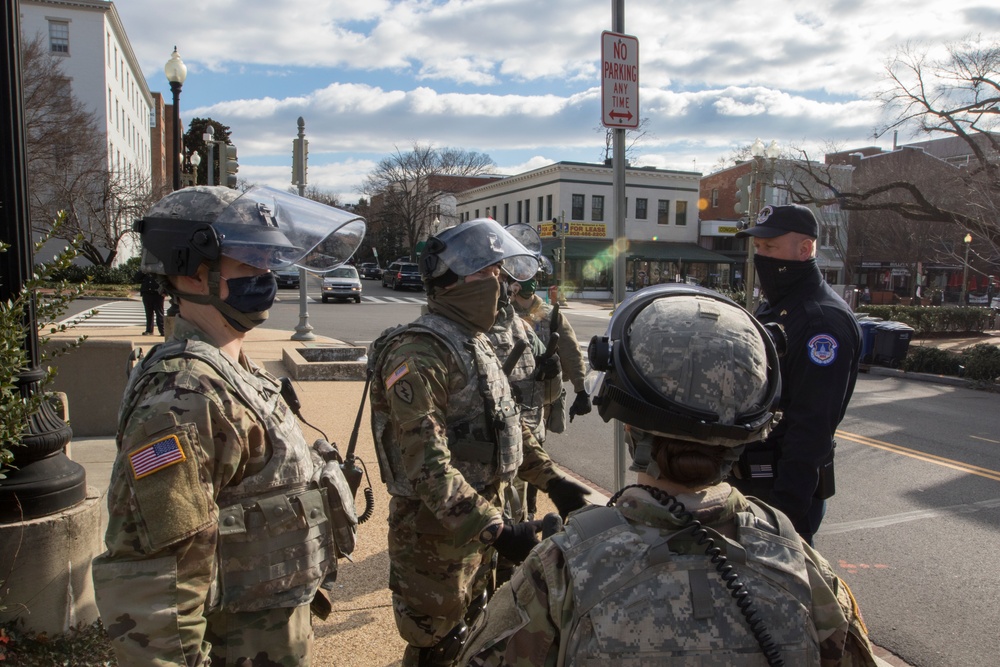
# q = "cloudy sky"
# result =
<box><xmin>114</xmin><ymin>0</ymin><xmax>1000</xmax><ymax>203</ymax></box>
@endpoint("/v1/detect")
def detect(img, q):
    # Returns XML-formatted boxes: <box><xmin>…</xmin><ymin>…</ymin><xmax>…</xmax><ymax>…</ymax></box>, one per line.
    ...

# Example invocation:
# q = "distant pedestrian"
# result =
<box><xmin>138</xmin><ymin>271</ymin><xmax>165</xmax><ymax>335</ymax></box>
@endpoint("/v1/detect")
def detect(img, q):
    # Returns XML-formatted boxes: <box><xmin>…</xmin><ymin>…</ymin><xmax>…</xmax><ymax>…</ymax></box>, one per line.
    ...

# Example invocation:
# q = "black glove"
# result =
<box><xmin>547</xmin><ymin>477</ymin><xmax>590</xmax><ymax>519</ymax></box>
<box><xmin>492</xmin><ymin>519</ymin><xmax>541</xmax><ymax>563</ymax></box>
<box><xmin>534</xmin><ymin>352</ymin><xmax>561</xmax><ymax>380</ymax></box>
<box><xmin>568</xmin><ymin>391</ymin><xmax>592</xmax><ymax>421</ymax></box>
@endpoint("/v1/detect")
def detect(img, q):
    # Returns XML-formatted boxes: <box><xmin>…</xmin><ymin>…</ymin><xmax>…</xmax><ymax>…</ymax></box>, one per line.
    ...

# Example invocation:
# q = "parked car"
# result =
<box><xmin>274</xmin><ymin>268</ymin><xmax>300</xmax><ymax>289</ymax></box>
<box><xmin>381</xmin><ymin>261</ymin><xmax>423</xmax><ymax>291</ymax></box>
<box><xmin>359</xmin><ymin>263</ymin><xmax>382</xmax><ymax>280</ymax></box>
<box><xmin>321</xmin><ymin>266</ymin><xmax>362</xmax><ymax>303</ymax></box>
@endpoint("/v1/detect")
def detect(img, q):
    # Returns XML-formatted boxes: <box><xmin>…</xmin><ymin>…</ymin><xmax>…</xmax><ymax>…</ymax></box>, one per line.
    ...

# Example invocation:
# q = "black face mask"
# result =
<box><xmin>221</xmin><ymin>272</ymin><xmax>277</xmax><ymax>332</ymax></box>
<box><xmin>753</xmin><ymin>254</ymin><xmax>818</xmax><ymax>304</ymax></box>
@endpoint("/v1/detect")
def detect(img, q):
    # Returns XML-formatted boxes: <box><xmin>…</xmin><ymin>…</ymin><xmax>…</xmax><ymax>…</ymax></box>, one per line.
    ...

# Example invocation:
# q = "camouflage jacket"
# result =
<box><xmin>92</xmin><ymin>317</ymin><xmax>326</xmax><ymax>667</ymax></box>
<box><xmin>461</xmin><ymin>485</ymin><xmax>877</xmax><ymax>667</ymax></box>
<box><xmin>514</xmin><ymin>294</ymin><xmax>588</xmax><ymax>393</ymax></box>
<box><xmin>369</xmin><ymin>313</ymin><xmax>563</xmax><ymax>546</ymax></box>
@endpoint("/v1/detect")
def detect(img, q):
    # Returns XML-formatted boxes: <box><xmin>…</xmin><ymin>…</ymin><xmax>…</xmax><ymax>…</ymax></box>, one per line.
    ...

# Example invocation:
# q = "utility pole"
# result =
<box><xmin>291</xmin><ymin>117</ymin><xmax>315</xmax><ymax>341</ymax></box>
<box><xmin>611</xmin><ymin>0</ymin><xmax>627</xmax><ymax>490</ymax></box>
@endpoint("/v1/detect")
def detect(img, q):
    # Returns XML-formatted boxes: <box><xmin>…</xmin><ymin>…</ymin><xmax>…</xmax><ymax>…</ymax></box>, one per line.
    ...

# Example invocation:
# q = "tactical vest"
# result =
<box><xmin>488</xmin><ymin>304</ymin><xmax>545</xmax><ymax>441</ymax></box>
<box><xmin>369</xmin><ymin>313</ymin><xmax>523</xmax><ymax>497</ymax></box>
<box><xmin>120</xmin><ymin>339</ymin><xmax>336</xmax><ymax>614</ymax></box>
<box><xmin>549</xmin><ymin>501</ymin><xmax>821</xmax><ymax>666</ymax></box>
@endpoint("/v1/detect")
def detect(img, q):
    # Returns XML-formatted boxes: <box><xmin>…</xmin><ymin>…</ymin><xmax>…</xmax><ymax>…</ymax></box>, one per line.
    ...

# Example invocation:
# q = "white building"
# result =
<box><xmin>20</xmin><ymin>0</ymin><xmax>154</xmax><ymax>262</ymax></box>
<box><xmin>456</xmin><ymin>161</ymin><xmax>733</xmax><ymax>295</ymax></box>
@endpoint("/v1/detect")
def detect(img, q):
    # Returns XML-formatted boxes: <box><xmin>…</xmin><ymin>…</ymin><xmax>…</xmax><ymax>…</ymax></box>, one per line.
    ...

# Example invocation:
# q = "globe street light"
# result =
<box><xmin>961</xmin><ymin>233</ymin><xmax>972</xmax><ymax>305</ymax></box>
<box><xmin>164</xmin><ymin>47</ymin><xmax>187</xmax><ymax>191</ymax></box>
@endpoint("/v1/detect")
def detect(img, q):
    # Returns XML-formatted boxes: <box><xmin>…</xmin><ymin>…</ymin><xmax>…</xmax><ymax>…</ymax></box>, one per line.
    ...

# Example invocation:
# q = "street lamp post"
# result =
<box><xmin>188</xmin><ymin>149</ymin><xmax>201</xmax><ymax>186</ymax></box>
<box><xmin>961</xmin><ymin>233</ymin><xmax>972</xmax><ymax>305</ymax></box>
<box><xmin>743</xmin><ymin>138</ymin><xmax>781</xmax><ymax>311</ymax></box>
<box><xmin>204</xmin><ymin>125</ymin><xmax>215</xmax><ymax>186</ymax></box>
<box><xmin>164</xmin><ymin>47</ymin><xmax>187</xmax><ymax>191</ymax></box>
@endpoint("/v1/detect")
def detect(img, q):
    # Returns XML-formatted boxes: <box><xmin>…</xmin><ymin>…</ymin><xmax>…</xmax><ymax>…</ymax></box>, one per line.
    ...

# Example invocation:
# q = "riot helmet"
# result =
<box><xmin>420</xmin><ymin>218</ymin><xmax>540</xmax><ymax>290</ymax></box>
<box><xmin>135</xmin><ymin>186</ymin><xmax>366</xmax><ymax>331</ymax></box>
<box><xmin>587</xmin><ymin>284</ymin><xmax>780</xmax><ymax>465</ymax></box>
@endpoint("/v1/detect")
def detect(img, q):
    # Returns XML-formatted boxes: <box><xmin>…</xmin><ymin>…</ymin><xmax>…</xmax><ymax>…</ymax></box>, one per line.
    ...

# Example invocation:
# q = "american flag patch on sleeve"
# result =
<box><xmin>385</xmin><ymin>362</ymin><xmax>410</xmax><ymax>390</ymax></box>
<box><xmin>129</xmin><ymin>435</ymin><xmax>187</xmax><ymax>479</ymax></box>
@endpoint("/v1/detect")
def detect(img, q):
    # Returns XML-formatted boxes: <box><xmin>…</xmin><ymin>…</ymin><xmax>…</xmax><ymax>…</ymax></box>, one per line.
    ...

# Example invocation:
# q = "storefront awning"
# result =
<box><xmin>541</xmin><ymin>238</ymin><xmax>734</xmax><ymax>263</ymax></box>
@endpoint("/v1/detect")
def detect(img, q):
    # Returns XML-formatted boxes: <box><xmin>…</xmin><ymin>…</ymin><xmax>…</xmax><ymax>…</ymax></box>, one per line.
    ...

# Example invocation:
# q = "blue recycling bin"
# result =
<box><xmin>872</xmin><ymin>321</ymin><xmax>914</xmax><ymax>367</ymax></box>
<box><xmin>857</xmin><ymin>318</ymin><xmax>882</xmax><ymax>364</ymax></box>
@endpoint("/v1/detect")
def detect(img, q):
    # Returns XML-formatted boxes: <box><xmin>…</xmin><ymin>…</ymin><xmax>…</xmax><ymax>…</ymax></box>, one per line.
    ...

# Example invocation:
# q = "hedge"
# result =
<box><xmin>48</xmin><ymin>256</ymin><xmax>141</xmax><ymax>286</ymax></box>
<box><xmin>858</xmin><ymin>305</ymin><xmax>993</xmax><ymax>334</ymax></box>
<box><xmin>901</xmin><ymin>343</ymin><xmax>1000</xmax><ymax>384</ymax></box>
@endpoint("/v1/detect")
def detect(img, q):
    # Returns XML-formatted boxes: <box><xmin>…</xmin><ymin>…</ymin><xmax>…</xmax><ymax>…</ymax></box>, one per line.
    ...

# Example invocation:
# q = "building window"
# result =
<box><xmin>657</xmin><ymin>200</ymin><xmax>670</xmax><ymax>225</ymax></box>
<box><xmin>517</xmin><ymin>200</ymin><xmax>523</xmax><ymax>223</ymax></box>
<box><xmin>474</xmin><ymin>209</ymin><xmax>480</xmax><ymax>218</ymax></box>
<box><xmin>524</xmin><ymin>199</ymin><xmax>530</xmax><ymax>224</ymax></box>
<box><xmin>537</xmin><ymin>196</ymin><xmax>544</xmax><ymax>221</ymax></box>
<box><xmin>49</xmin><ymin>20</ymin><xmax>69</xmax><ymax>54</ymax></box>
<box><xmin>636</xmin><ymin>198</ymin><xmax>647</xmax><ymax>219</ymax></box>
<box><xmin>504</xmin><ymin>203</ymin><xmax>509</xmax><ymax>225</ymax></box>
<box><xmin>675</xmin><ymin>200</ymin><xmax>688</xmax><ymax>226</ymax></box>
<box><xmin>711</xmin><ymin>189</ymin><xmax>719</xmax><ymax>208</ymax></box>
<box><xmin>592</xmin><ymin>195</ymin><xmax>605</xmax><ymax>221</ymax></box>
<box><xmin>821</xmin><ymin>224</ymin><xmax>837</xmax><ymax>249</ymax></box>
<box><xmin>546</xmin><ymin>194</ymin><xmax>553</xmax><ymax>220</ymax></box>
<box><xmin>572</xmin><ymin>194</ymin><xmax>585</xmax><ymax>220</ymax></box>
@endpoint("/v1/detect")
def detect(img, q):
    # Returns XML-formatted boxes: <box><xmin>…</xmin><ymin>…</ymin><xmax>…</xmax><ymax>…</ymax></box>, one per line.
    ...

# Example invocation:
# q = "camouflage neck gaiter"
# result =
<box><xmin>427</xmin><ymin>276</ymin><xmax>500</xmax><ymax>333</ymax></box>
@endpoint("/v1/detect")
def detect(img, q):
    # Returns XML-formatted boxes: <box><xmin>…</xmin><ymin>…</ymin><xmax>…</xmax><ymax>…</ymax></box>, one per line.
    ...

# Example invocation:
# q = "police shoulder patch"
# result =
<box><xmin>129</xmin><ymin>434</ymin><xmax>187</xmax><ymax>479</ymax></box>
<box><xmin>807</xmin><ymin>333</ymin><xmax>838</xmax><ymax>366</ymax></box>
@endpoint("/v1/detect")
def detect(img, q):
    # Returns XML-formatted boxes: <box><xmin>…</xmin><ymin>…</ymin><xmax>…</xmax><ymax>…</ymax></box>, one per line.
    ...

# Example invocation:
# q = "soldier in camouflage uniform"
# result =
<box><xmin>368</xmin><ymin>218</ymin><xmax>591</xmax><ymax>667</ymax></box>
<box><xmin>460</xmin><ymin>285</ymin><xmax>878</xmax><ymax>667</ymax></box>
<box><xmin>92</xmin><ymin>186</ymin><xmax>366</xmax><ymax>667</ymax></box>
<box><xmin>508</xmin><ymin>271</ymin><xmax>589</xmax><ymax>517</ymax></box>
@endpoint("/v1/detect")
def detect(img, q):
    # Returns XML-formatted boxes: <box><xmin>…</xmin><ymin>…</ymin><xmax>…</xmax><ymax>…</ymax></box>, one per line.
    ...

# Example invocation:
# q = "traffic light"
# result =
<box><xmin>551</xmin><ymin>217</ymin><xmax>559</xmax><ymax>237</ymax></box>
<box><xmin>223</xmin><ymin>144</ymin><xmax>239</xmax><ymax>189</ymax></box>
<box><xmin>734</xmin><ymin>174</ymin><xmax>751</xmax><ymax>215</ymax></box>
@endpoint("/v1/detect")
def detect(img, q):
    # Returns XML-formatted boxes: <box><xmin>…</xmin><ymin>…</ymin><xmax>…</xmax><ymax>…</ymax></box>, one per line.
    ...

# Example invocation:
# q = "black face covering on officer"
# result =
<box><xmin>754</xmin><ymin>254</ymin><xmax>819</xmax><ymax>304</ymax></box>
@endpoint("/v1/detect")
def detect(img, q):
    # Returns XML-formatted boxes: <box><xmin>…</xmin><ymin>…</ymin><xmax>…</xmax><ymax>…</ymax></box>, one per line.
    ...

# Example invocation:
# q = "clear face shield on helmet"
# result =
<box><xmin>422</xmin><ymin>218</ymin><xmax>540</xmax><ymax>281</ymax></box>
<box><xmin>137</xmin><ymin>185</ymin><xmax>366</xmax><ymax>276</ymax></box>
<box><xmin>213</xmin><ymin>186</ymin><xmax>366</xmax><ymax>272</ymax></box>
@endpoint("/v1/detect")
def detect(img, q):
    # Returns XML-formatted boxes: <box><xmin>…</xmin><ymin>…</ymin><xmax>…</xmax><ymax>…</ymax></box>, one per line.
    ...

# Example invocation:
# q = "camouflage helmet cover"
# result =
<box><xmin>588</xmin><ymin>284</ymin><xmax>779</xmax><ymax>450</ymax></box>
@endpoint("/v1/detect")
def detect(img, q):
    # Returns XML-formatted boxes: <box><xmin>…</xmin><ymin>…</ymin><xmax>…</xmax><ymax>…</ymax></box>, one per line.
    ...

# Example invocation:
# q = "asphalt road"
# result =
<box><xmin>61</xmin><ymin>283</ymin><xmax>1000</xmax><ymax>665</ymax></box>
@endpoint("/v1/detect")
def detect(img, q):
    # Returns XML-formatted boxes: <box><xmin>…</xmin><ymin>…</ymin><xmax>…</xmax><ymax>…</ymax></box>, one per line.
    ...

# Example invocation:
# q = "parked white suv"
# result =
<box><xmin>321</xmin><ymin>266</ymin><xmax>362</xmax><ymax>303</ymax></box>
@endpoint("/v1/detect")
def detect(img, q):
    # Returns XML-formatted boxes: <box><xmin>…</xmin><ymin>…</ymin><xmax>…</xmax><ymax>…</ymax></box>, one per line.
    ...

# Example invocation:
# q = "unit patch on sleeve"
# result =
<box><xmin>385</xmin><ymin>361</ymin><xmax>410</xmax><ymax>390</ymax></box>
<box><xmin>129</xmin><ymin>434</ymin><xmax>187</xmax><ymax>479</ymax></box>
<box><xmin>807</xmin><ymin>333</ymin><xmax>839</xmax><ymax>366</ymax></box>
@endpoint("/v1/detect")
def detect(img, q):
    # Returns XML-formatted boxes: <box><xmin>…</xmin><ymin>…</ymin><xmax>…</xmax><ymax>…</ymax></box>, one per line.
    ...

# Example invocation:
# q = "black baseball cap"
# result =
<box><xmin>735</xmin><ymin>204</ymin><xmax>818</xmax><ymax>239</ymax></box>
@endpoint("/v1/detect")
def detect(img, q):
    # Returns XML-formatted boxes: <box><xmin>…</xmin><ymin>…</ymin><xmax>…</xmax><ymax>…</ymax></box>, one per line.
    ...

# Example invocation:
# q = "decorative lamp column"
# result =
<box><xmin>961</xmin><ymin>233</ymin><xmax>972</xmax><ymax>305</ymax></box>
<box><xmin>164</xmin><ymin>47</ymin><xmax>187</xmax><ymax>191</ymax></box>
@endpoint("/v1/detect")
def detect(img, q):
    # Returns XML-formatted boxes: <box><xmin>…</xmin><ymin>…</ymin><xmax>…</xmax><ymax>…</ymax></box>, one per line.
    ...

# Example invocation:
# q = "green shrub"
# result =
<box><xmin>901</xmin><ymin>346</ymin><xmax>963</xmax><ymax>375</ymax></box>
<box><xmin>48</xmin><ymin>255</ymin><xmax>141</xmax><ymax>286</ymax></box>
<box><xmin>960</xmin><ymin>343</ymin><xmax>1000</xmax><ymax>383</ymax></box>
<box><xmin>861</xmin><ymin>305</ymin><xmax>991</xmax><ymax>334</ymax></box>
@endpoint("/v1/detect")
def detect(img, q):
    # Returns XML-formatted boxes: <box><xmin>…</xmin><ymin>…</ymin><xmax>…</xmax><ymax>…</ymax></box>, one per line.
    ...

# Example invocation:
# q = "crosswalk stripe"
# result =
<box><xmin>56</xmin><ymin>301</ymin><xmax>147</xmax><ymax>328</ymax></box>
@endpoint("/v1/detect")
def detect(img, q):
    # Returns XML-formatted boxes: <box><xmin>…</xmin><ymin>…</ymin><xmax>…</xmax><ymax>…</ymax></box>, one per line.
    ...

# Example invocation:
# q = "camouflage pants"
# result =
<box><xmin>205</xmin><ymin>604</ymin><xmax>312</xmax><ymax>666</ymax></box>
<box><xmin>387</xmin><ymin>495</ymin><xmax>501</xmax><ymax>654</ymax></box>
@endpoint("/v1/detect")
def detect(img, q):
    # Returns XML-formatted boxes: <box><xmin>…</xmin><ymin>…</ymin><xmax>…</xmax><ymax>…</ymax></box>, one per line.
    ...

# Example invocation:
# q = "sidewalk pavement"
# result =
<box><xmin>63</xmin><ymin>308</ymin><xmax>987</xmax><ymax>666</ymax></box>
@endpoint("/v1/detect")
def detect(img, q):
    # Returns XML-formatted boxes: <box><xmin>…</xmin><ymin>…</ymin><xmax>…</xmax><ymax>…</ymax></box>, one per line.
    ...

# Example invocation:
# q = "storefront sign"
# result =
<box><xmin>569</xmin><ymin>223</ymin><xmax>607</xmax><ymax>237</ymax></box>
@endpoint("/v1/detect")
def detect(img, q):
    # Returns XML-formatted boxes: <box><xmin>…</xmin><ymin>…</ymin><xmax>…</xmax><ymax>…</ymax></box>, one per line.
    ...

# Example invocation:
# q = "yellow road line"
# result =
<box><xmin>836</xmin><ymin>429</ymin><xmax>1000</xmax><ymax>483</ymax></box>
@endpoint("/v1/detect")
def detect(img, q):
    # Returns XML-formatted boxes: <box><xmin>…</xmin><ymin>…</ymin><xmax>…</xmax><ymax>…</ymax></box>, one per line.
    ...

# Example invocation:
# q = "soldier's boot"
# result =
<box><xmin>416</xmin><ymin>622</ymin><xmax>469</xmax><ymax>667</ymax></box>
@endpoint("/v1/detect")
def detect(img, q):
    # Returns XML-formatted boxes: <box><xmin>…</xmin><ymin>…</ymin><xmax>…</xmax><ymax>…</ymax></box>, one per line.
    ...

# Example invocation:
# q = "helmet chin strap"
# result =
<box><xmin>163</xmin><ymin>263</ymin><xmax>268</xmax><ymax>332</ymax></box>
